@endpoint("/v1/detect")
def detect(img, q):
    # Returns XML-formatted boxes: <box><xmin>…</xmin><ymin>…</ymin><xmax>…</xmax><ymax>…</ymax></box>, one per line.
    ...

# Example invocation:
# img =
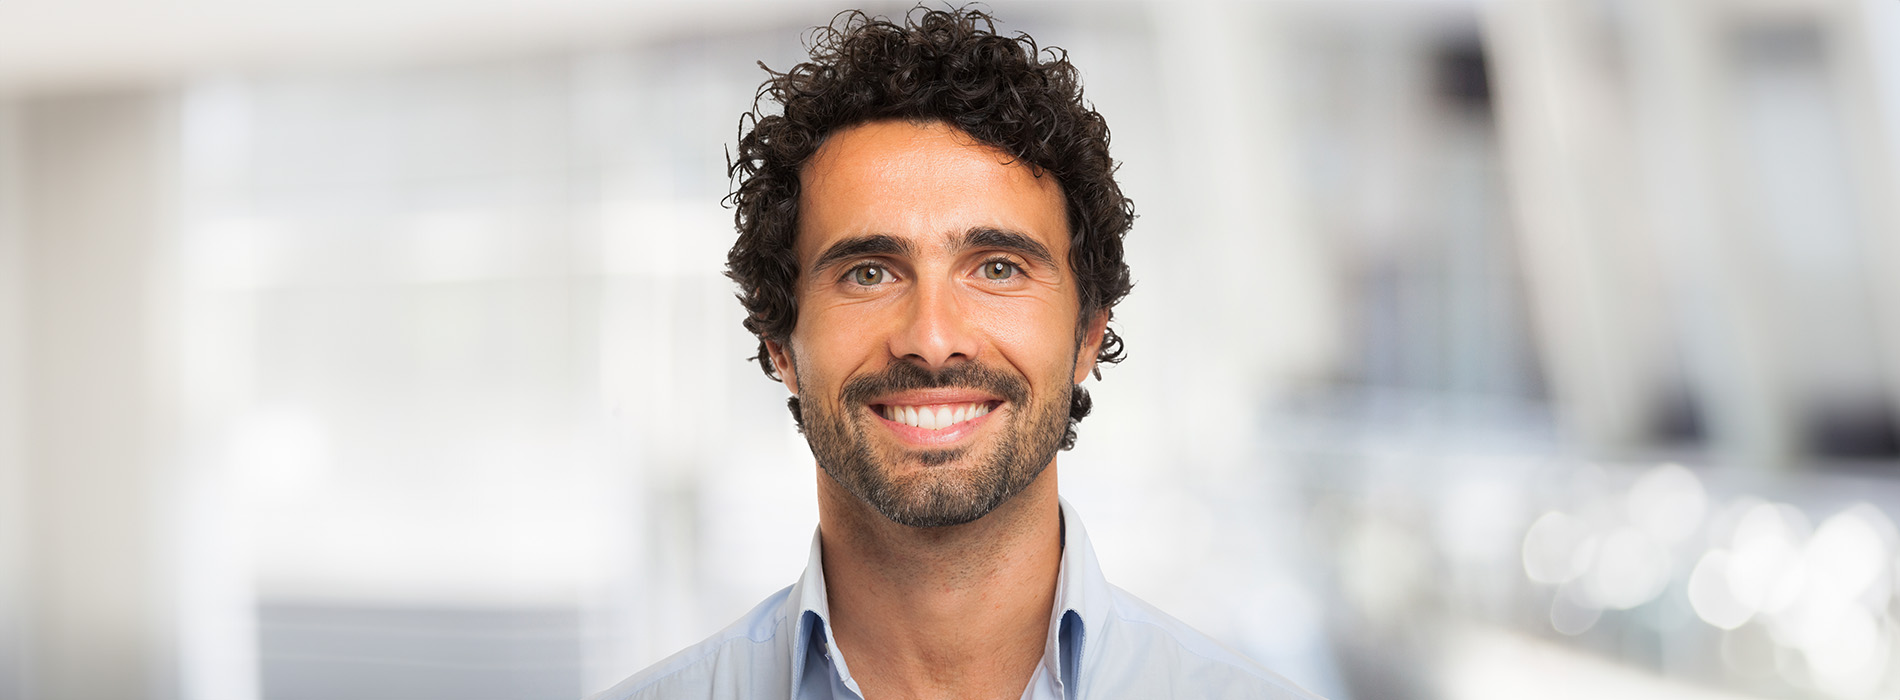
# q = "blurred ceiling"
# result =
<box><xmin>0</xmin><ymin>0</ymin><xmax>1500</xmax><ymax>95</ymax></box>
<box><xmin>0</xmin><ymin>0</ymin><xmax>842</xmax><ymax>94</ymax></box>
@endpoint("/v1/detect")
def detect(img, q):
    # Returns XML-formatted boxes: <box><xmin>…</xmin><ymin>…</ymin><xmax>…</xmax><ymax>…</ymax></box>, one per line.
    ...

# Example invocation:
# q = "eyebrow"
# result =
<box><xmin>806</xmin><ymin>227</ymin><xmax>1059</xmax><ymax>275</ymax></box>
<box><xmin>960</xmin><ymin>227</ymin><xmax>1057</xmax><ymax>268</ymax></box>
<box><xmin>810</xmin><ymin>234</ymin><xmax>919</xmax><ymax>275</ymax></box>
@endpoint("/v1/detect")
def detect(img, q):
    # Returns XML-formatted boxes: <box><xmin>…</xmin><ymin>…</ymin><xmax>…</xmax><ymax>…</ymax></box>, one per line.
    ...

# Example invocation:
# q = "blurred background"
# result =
<box><xmin>4</xmin><ymin>0</ymin><xmax>1900</xmax><ymax>698</ymax></box>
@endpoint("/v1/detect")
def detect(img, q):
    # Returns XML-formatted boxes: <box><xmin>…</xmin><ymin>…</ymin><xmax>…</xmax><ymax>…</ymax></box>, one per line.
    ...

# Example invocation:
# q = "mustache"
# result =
<box><xmin>840</xmin><ymin>360</ymin><xmax>1029</xmax><ymax>408</ymax></box>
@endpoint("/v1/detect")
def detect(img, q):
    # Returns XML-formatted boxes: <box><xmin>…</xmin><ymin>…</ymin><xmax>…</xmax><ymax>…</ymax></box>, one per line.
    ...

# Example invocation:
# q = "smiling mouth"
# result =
<box><xmin>873</xmin><ymin>401</ymin><xmax>1001</xmax><ymax>430</ymax></box>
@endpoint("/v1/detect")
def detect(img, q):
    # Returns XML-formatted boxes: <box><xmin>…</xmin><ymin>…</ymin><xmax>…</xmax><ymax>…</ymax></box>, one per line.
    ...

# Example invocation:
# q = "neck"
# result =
<box><xmin>816</xmin><ymin>464</ymin><xmax>1063</xmax><ymax>700</ymax></box>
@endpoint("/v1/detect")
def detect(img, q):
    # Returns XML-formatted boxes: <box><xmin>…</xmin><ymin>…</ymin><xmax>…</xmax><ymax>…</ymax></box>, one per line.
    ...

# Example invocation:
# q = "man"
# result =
<box><xmin>595</xmin><ymin>8</ymin><xmax>1319</xmax><ymax>700</ymax></box>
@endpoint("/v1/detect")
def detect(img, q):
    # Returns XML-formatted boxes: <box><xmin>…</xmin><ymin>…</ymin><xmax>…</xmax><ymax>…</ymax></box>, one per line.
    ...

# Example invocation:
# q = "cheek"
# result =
<box><xmin>790</xmin><ymin>303</ymin><xmax>885</xmax><ymax>384</ymax></box>
<box><xmin>968</xmin><ymin>297</ymin><xmax>1082</xmax><ymax>379</ymax></box>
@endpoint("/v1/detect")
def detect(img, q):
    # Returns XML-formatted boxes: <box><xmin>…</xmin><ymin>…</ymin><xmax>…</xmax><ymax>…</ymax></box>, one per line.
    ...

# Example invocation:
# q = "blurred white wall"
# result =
<box><xmin>0</xmin><ymin>101</ymin><xmax>29</xmax><ymax>700</ymax></box>
<box><xmin>5</xmin><ymin>93</ymin><xmax>188</xmax><ymax>700</ymax></box>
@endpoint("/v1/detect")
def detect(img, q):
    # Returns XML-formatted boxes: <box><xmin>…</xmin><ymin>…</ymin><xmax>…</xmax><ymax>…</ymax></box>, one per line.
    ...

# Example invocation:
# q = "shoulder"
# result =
<box><xmin>1081</xmin><ymin>585</ymin><xmax>1325</xmax><ymax>700</ymax></box>
<box><xmin>589</xmin><ymin>587</ymin><xmax>798</xmax><ymax>700</ymax></box>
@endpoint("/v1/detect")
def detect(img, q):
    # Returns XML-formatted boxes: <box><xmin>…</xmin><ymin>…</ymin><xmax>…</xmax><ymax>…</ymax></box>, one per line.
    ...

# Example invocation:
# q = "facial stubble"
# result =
<box><xmin>798</xmin><ymin>359</ymin><xmax>1072</xmax><ymax>528</ymax></box>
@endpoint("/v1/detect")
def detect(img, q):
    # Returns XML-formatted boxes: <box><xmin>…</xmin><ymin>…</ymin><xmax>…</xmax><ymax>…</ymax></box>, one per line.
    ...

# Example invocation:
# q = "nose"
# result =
<box><xmin>889</xmin><ymin>277</ymin><xmax>978</xmax><ymax>370</ymax></box>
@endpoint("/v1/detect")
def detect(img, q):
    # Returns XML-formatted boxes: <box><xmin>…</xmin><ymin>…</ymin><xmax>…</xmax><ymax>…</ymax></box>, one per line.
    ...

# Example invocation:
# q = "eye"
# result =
<box><xmin>849</xmin><ymin>264</ymin><xmax>890</xmax><ymax>286</ymax></box>
<box><xmin>980</xmin><ymin>260</ymin><xmax>1021</xmax><ymax>280</ymax></box>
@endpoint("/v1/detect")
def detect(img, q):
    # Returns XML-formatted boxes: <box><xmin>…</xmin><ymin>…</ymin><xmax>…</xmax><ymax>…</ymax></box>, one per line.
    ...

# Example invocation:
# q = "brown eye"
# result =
<box><xmin>851</xmin><ymin>265</ymin><xmax>887</xmax><ymax>286</ymax></box>
<box><xmin>982</xmin><ymin>261</ymin><xmax>1020</xmax><ymax>280</ymax></box>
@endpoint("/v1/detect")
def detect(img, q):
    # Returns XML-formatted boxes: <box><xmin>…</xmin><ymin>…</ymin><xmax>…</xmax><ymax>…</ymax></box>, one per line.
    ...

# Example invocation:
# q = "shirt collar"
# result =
<box><xmin>783</xmin><ymin>497</ymin><xmax>1113</xmax><ymax>700</ymax></box>
<box><xmin>786</xmin><ymin>527</ymin><xmax>853</xmax><ymax>697</ymax></box>
<box><xmin>1045</xmin><ymin>497</ymin><xmax>1111</xmax><ymax>698</ymax></box>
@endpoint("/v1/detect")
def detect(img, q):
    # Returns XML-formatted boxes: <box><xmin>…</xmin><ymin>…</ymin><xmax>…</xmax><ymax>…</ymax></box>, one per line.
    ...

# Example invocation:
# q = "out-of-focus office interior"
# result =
<box><xmin>5</xmin><ymin>0</ymin><xmax>1900</xmax><ymax>698</ymax></box>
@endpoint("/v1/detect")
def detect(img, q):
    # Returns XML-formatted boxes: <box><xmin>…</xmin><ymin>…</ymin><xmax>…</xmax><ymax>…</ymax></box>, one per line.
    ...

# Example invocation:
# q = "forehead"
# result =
<box><xmin>795</xmin><ymin>120</ymin><xmax>1068</xmax><ymax>261</ymax></box>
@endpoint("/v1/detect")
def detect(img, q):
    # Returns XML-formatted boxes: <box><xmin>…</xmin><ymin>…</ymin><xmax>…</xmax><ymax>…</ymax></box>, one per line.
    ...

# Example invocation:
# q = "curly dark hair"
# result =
<box><xmin>725</xmin><ymin>6</ymin><xmax>1135</xmax><ymax>450</ymax></box>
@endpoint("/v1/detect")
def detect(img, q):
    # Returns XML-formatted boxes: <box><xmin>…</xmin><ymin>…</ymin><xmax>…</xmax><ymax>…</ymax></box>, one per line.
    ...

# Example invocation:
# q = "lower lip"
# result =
<box><xmin>872</xmin><ymin>405</ymin><xmax>999</xmax><ymax>447</ymax></box>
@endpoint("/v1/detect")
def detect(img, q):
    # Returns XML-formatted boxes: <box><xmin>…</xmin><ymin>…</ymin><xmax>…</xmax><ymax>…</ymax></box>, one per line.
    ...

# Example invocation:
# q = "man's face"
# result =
<box><xmin>766</xmin><ymin>119</ymin><xmax>1105</xmax><ymax>528</ymax></box>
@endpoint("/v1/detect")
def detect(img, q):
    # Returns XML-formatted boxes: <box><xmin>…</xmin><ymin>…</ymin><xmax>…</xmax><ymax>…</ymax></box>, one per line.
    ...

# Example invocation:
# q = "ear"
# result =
<box><xmin>765</xmin><ymin>338</ymin><xmax>800</xmax><ymax>394</ymax></box>
<box><xmin>1072</xmin><ymin>311</ymin><xmax>1110</xmax><ymax>385</ymax></box>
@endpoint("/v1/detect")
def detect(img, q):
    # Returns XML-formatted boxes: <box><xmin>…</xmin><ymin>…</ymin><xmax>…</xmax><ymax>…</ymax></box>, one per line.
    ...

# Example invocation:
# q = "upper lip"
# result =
<box><xmin>868</xmin><ymin>388</ymin><xmax>1005</xmax><ymax>407</ymax></box>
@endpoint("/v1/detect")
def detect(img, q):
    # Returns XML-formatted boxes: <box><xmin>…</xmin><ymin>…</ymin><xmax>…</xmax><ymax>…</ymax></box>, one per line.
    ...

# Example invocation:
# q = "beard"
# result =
<box><xmin>798</xmin><ymin>359</ymin><xmax>1071</xmax><ymax>528</ymax></box>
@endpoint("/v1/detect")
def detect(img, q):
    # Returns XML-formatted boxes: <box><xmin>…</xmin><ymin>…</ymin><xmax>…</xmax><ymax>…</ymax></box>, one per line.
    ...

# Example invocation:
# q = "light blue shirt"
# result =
<box><xmin>593</xmin><ymin>499</ymin><xmax>1322</xmax><ymax>700</ymax></box>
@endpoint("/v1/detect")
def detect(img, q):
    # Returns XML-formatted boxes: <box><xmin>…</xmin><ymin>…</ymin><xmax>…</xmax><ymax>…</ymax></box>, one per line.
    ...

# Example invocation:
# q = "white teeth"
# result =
<box><xmin>883</xmin><ymin>402</ymin><xmax>993</xmax><ymax>430</ymax></box>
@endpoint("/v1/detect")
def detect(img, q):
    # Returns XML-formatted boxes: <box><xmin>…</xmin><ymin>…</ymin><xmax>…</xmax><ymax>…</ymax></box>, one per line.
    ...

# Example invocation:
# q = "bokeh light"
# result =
<box><xmin>1727</xmin><ymin>502</ymin><xmax>1807</xmax><ymax>617</ymax></box>
<box><xmin>1524</xmin><ymin>468</ymin><xmax>1900</xmax><ymax>699</ymax></box>
<box><xmin>1626</xmin><ymin>464</ymin><xmax>1705</xmax><ymax>546</ymax></box>
<box><xmin>1687</xmin><ymin>549</ymin><xmax>1750</xmax><ymax>630</ymax></box>
<box><xmin>1584</xmin><ymin>526</ymin><xmax>1669</xmax><ymax>610</ymax></box>
<box><xmin>1523</xmin><ymin>511</ymin><xmax>1593</xmax><ymax>585</ymax></box>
